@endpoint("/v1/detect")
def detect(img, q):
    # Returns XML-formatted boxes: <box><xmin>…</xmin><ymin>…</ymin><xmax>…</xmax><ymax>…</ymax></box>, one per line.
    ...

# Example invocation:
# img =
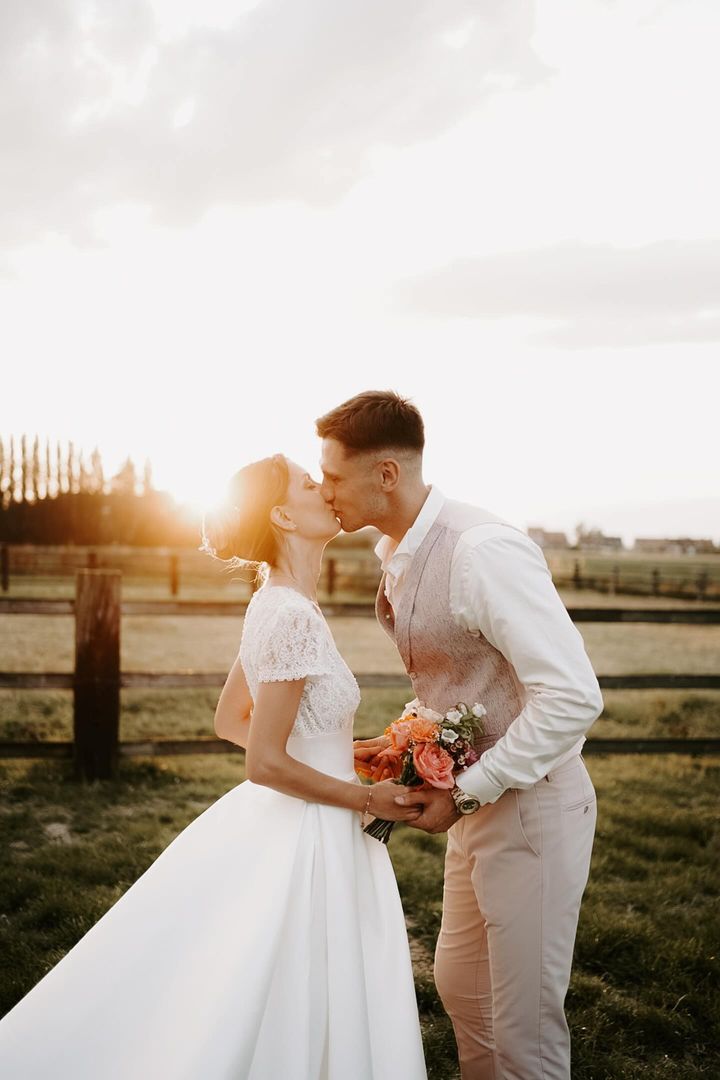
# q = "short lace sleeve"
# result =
<box><xmin>255</xmin><ymin>599</ymin><xmax>333</xmax><ymax>683</ymax></box>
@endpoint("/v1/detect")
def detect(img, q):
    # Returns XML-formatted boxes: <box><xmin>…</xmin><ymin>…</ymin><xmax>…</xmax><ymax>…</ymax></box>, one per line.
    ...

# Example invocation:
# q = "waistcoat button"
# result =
<box><xmin>385</xmin><ymin>613</ymin><xmax>391</xmax><ymax>620</ymax></box>
<box><xmin>408</xmin><ymin>670</ymin><xmax>417</xmax><ymax>679</ymax></box>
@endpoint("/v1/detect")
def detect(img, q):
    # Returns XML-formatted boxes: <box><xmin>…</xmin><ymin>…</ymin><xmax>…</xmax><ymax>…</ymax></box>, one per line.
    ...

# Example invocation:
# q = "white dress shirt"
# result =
<box><xmin>374</xmin><ymin>486</ymin><xmax>604</xmax><ymax>805</ymax></box>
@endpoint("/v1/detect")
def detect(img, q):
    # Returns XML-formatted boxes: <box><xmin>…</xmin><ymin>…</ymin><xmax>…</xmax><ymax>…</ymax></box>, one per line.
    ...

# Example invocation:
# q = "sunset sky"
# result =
<box><xmin>2</xmin><ymin>0</ymin><xmax>718</xmax><ymax>545</ymax></box>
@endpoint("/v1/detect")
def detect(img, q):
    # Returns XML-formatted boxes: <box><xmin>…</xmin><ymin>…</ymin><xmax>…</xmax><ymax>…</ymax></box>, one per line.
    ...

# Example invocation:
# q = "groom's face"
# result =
<box><xmin>319</xmin><ymin>437</ymin><xmax>383</xmax><ymax>533</ymax></box>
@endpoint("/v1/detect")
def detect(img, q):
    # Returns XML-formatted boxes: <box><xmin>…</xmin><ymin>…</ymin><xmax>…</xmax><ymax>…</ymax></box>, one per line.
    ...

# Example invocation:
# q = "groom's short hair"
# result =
<box><xmin>315</xmin><ymin>390</ymin><xmax>424</xmax><ymax>456</ymax></box>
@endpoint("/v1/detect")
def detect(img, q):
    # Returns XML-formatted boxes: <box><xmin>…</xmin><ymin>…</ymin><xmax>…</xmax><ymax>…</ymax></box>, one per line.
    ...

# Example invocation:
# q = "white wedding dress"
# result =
<box><xmin>0</xmin><ymin>584</ymin><xmax>427</xmax><ymax>1079</ymax></box>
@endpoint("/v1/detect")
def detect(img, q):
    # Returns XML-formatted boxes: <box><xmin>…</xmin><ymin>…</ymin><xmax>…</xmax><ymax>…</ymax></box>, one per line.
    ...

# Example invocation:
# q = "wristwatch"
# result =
<box><xmin>450</xmin><ymin>783</ymin><xmax>481</xmax><ymax>815</ymax></box>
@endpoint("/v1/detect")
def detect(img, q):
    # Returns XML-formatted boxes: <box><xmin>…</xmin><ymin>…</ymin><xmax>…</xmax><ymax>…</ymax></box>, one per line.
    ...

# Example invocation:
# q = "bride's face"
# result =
<box><xmin>277</xmin><ymin>459</ymin><xmax>341</xmax><ymax>541</ymax></box>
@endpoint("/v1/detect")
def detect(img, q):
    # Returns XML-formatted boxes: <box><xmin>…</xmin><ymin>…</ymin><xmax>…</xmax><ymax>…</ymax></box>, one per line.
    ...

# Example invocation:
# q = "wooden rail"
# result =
<box><xmin>3</xmin><ymin>541</ymin><xmax>720</xmax><ymax>601</ymax></box>
<box><xmin>1</xmin><ymin>572</ymin><xmax>718</xmax><ymax>777</ymax></box>
<box><xmin>1</xmin><ymin>737</ymin><xmax>718</xmax><ymax>760</ymax></box>
<box><xmin>2</xmin><ymin>672</ymin><xmax>720</xmax><ymax>691</ymax></box>
<box><xmin>2</xmin><ymin>597</ymin><xmax>720</xmax><ymax>622</ymax></box>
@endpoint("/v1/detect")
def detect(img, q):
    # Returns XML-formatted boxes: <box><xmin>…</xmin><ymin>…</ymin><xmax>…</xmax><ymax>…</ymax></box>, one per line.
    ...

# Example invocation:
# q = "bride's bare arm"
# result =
<box><xmin>243</xmin><ymin>679</ymin><xmax>422</xmax><ymax>822</ymax></box>
<box><xmin>214</xmin><ymin>654</ymin><xmax>254</xmax><ymax>748</ymax></box>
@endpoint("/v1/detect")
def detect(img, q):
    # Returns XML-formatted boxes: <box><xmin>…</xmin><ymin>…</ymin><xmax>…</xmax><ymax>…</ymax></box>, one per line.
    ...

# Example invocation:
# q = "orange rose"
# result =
<box><xmin>413</xmin><ymin>741</ymin><xmax>455</xmax><ymax>788</ymax></box>
<box><xmin>408</xmin><ymin>717</ymin><xmax>440</xmax><ymax>743</ymax></box>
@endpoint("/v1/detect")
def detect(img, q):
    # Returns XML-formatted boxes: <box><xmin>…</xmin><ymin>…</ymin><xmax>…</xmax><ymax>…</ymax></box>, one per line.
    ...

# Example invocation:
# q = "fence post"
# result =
<box><xmin>73</xmin><ymin>570</ymin><xmax>121</xmax><ymax>781</ymax></box>
<box><xmin>573</xmin><ymin>560</ymin><xmax>583</xmax><ymax>589</ymax></box>
<box><xmin>170</xmin><ymin>553</ymin><xmax>179</xmax><ymax>597</ymax></box>
<box><xmin>1</xmin><ymin>544</ymin><xmax>8</xmax><ymax>592</ymax></box>
<box><xmin>87</xmin><ymin>550</ymin><xmax>97</xmax><ymax>569</ymax></box>
<box><xmin>652</xmin><ymin>568</ymin><xmax>661</xmax><ymax>596</ymax></box>
<box><xmin>326</xmin><ymin>557</ymin><xmax>336</xmax><ymax>598</ymax></box>
<box><xmin>697</xmin><ymin>571</ymin><xmax>708</xmax><ymax>601</ymax></box>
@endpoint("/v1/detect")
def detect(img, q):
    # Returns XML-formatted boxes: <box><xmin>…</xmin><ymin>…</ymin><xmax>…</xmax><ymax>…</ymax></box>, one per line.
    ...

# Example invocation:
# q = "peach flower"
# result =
<box><xmin>408</xmin><ymin>717</ymin><xmax>440</xmax><ymax>743</ymax></box>
<box><xmin>413</xmin><ymin>742</ymin><xmax>455</xmax><ymax>789</ymax></box>
<box><xmin>386</xmin><ymin>719</ymin><xmax>413</xmax><ymax>752</ymax></box>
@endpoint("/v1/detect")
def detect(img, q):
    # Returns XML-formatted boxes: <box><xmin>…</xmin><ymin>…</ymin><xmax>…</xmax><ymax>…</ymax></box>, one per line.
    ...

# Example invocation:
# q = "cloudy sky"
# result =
<box><xmin>2</xmin><ymin>0</ymin><xmax>718</xmax><ymax>544</ymax></box>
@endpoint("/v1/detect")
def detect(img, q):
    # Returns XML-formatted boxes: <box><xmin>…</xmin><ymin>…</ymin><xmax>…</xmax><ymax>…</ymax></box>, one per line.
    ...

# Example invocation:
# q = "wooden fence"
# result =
<box><xmin>1</xmin><ymin>570</ymin><xmax>719</xmax><ymax>779</ymax></box>
<box><xmin>0</xmin><ymin>543</ymin><xmax>379</xmax><ymax>598</ymax></box>
<box><xmin>552</xmin><ymin>560</ymin><xmax>719</xmax><ymax>602</ymax></box>
<box><xmin>3</xmin><ymin>542</ymin><xmax>720</xmax><ymax>602</ymax></box>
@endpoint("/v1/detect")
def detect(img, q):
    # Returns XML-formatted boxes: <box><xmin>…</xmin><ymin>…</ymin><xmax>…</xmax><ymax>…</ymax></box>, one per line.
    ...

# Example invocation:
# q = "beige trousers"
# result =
<box><xmin>434</xmin><ymin>754</ymin><xmax>597</xmax><ymax>1080</ymax></box>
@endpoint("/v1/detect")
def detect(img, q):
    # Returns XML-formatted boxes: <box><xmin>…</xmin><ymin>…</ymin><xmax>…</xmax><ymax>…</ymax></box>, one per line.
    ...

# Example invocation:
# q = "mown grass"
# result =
<box><xmin>1</xmin><ymin>751</ymin><xmax>718</xmax><ymax>1079</ymax></box>
<box><xmin>1</xmin><ymin>584</ymin><xmax>718</xmax><ymax>1075</ymax></box>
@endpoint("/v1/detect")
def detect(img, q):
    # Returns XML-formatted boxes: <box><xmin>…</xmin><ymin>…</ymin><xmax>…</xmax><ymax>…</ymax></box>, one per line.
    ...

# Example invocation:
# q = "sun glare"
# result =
<box><xmin>161</xmin><ymin>470</ymin><xmax>230</xmax><ymax>518</ymax></box>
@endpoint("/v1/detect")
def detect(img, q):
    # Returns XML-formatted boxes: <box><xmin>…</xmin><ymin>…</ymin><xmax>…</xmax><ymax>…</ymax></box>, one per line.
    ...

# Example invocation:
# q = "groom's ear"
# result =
<box><xmin>377</xmin><ymin>458</ymin><xmax>400</xmax><ymax>492</ymax></box>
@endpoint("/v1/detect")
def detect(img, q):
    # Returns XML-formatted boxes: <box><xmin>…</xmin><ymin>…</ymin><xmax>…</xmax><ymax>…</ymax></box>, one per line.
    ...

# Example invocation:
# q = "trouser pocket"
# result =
<box><xmin>514</xmin><ymin>787</ymin><xmax>542</xmax><ymax>857</ymax></box>
<box><xmin>551</xmin><ymin>756</ymin><xmax>596</xmax><ymax>812</ymax></box>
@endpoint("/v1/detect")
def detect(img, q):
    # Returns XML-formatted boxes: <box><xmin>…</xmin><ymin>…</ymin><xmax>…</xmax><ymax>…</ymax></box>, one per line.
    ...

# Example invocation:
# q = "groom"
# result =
<box><xmin>316</xmin><ymin>390</ymin><xmax>603</xmax><ymax>1080</ymax></box>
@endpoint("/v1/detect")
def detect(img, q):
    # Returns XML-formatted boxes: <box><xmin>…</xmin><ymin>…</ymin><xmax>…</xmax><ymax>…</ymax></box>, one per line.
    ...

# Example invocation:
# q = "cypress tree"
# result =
<box><xmin>56</xmin><ymin>440</ymin><xmax>66</xmax><ymax>495</ymax></box>
<box><xmin>31</xmin><ymin>434</ymin><xmax>41</xmax><ymax>502</ymax></box>
<box><xmin>20</xmin><ymin>434</ymin><xmax>29</xmax><ymax>504</ymax></box>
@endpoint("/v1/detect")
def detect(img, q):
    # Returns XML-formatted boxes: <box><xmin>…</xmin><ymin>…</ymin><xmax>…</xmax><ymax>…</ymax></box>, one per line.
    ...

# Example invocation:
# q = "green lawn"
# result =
<box><xmin>1</xmin><ymin>580</ymin><xmax>719</xmax><ymax>1075</ymax></box>
<box><xmin>1</xmin><ymin>751</ymin><xmax>718</xmax><ymax>1079</ymax></box>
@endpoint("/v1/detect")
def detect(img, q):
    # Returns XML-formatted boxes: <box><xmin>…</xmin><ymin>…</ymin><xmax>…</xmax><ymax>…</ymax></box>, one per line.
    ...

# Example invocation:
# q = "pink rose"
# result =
<box><xmin>387</xmin><ymin>719</ymin><xmax>413</xmax><ymax>752</ymax></box>
<box><xmin>413</xmin><ymin>741</ymin><xmax>455</xmax><ymax>789</ymax></box>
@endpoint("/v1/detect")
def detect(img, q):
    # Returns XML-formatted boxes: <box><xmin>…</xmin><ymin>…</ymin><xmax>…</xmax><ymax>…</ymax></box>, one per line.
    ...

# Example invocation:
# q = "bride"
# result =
<box><xmin>0</xmin><ymin>453</ymin><xmax>428</xmax><ymax>1079</ymax></box>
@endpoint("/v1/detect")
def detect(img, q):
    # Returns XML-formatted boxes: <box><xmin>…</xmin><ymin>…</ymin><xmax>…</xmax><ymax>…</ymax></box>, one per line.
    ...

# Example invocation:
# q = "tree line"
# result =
<box><xmin>0</xmin><ymin>434</ymin><xmax>198</xmax><ymax>547</ymax></box>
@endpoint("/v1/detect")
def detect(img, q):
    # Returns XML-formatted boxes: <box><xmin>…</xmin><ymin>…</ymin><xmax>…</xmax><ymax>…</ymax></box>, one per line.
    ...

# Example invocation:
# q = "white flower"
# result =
<box><xmin>440</xmin><ymin>729</ymin><xmax>459</xmax><ymax>744</ymax></box>
<box><xmin>417</xmin><ymin>705</ymin><xmax>443</xmax><ymax>723</ymax></box>
<box><xmin>472</xmin><ymin>703</ymin><xmax>487</xmax><ymax>718</ymax></box>
<box><xmin>445</xmin><ymin>709</ymin><xmax>463</xmax><ymax>723</ymax></box>
<box><xmin>401</xmin><ymin>698</ymin><xmax>421</xmax><ymax>718</ymax></box>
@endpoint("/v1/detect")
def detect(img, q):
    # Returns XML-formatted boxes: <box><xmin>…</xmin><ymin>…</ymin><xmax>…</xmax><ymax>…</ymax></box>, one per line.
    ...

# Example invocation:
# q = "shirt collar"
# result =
<box><xmin>374</xmin><ymin>485</ymin><xmax>446</xmax><ymax>575</ymax></box>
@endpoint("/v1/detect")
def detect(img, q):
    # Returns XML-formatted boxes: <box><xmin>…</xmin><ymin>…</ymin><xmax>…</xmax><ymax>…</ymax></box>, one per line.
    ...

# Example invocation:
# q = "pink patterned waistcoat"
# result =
<box><xmin>375</xmin><ymin>499</ymin><xmax>528</xmax><ymax>754</ymax></box>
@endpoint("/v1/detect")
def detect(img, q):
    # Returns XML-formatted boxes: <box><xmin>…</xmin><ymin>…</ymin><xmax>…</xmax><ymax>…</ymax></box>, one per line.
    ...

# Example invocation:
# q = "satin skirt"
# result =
<box><xmin>0</xmin><ymin>730</ymin><xmax>427</xmax><ymax>1079</ymax></box>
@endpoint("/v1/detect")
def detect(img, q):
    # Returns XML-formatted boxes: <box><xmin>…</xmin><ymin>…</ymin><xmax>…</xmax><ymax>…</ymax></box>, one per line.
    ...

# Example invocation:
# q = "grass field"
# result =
<box><xmin>1</xmin><ymin>583</ymin><xmax>719</xmax><ymax>1075</ymax></box>
<box><xmin>1</xmin><ymin>751</ymin><xmax>718</xmax><ymax>1079</ymax></box>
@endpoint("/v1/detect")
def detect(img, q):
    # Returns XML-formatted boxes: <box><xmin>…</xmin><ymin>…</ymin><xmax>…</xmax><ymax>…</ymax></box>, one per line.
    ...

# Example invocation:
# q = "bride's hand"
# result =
<box><xmin>366</xmin><ymin>780</ymin><xmax>422</xmax><ymax>822</ymax></box>
<box><xmin>354</xmin><ymin>734</ymin><xmax>390</xmax><ymax>777</ymax></box>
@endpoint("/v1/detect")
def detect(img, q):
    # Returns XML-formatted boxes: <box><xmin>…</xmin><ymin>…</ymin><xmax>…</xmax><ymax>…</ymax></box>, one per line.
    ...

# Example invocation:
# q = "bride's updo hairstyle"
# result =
<box><xmin>199</xmin><ymin>453</ymin><xmax>290</xmax><ymax>584</ymax></box>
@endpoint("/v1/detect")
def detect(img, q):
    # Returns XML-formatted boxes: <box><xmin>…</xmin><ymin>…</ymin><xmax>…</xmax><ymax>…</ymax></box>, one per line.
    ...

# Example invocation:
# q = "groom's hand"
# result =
<box><xmin>394</xmin><ymin>788</ymin><xmax>461</xmax><ymax>834</ymax></box>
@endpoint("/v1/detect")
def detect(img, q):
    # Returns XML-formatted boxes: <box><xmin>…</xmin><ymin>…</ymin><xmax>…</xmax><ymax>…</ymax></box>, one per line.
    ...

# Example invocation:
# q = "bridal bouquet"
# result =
<box><xmin>358</xmin><ymin>699</ymin><xmax>487</xmax><ymax>844</ymax></box>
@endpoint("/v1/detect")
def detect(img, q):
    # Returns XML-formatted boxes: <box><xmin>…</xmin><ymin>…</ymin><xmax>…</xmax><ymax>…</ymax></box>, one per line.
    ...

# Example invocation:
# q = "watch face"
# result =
<box><xmin>451</xmin><ymin>787</ymin><xmax>479</xmax><ymax>814</ymax></box>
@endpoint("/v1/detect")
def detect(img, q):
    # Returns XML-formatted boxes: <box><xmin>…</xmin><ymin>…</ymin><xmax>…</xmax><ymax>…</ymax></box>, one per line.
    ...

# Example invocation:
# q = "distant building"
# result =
<box><xmin>527</xmin><ymin>527</ymin><xmax>570</xmax><ymax>549</ymax></box>
<box><xmin>634</xmin><ymin>537</ymin><xmax>717</xmax><ymax>555</ymax></box>
<box><xmin>576</xmin><ymin>529</ymin><xmax>624</xmax><ymax>552</ymax></box>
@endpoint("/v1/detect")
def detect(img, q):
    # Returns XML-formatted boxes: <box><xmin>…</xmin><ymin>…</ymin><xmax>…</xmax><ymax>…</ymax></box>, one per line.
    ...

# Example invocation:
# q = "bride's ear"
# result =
<box><xmin>270</xmin><ymin>505</ymin><xmax>297</xmax><ymax>532</ymax></box>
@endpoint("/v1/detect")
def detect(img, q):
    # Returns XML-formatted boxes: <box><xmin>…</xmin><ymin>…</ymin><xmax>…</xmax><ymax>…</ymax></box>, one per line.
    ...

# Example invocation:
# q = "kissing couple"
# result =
<box><xmin>0</xmin><ymin>389</ymin><xmax>603</xmax><ymax>1080</ymax></box>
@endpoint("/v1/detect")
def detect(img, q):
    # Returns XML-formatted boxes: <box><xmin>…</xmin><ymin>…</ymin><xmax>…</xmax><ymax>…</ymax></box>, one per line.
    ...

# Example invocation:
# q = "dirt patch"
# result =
<box><xmin>405</xmin><ymin>916</ymin><xmax>435</xmax><ymax>980</ymax></box>
<box><xmin>42</xmin><ymin>821</ymin><xmax>74</xmax><ymax>844</ymax></box>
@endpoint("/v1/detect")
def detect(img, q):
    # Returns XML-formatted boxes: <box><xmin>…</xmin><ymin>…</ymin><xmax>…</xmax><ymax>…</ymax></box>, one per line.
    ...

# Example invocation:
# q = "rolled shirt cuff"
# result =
<box><xmin>455</xmin><ymin>762</ymin><xmax>506</xmax><ymax>805</ymax></box>
<box><xmin>455</xmin><ymin>736</ymin><xmax>588</xmax><ymax>805</ymax></box>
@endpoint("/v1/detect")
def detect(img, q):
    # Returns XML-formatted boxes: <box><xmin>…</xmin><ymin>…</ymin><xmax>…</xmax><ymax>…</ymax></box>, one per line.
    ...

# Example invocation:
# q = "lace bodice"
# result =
<box><xmin>239</xmin><ymin>585</ymin><xmax>361</xmax><ymax>738</ymax></box>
